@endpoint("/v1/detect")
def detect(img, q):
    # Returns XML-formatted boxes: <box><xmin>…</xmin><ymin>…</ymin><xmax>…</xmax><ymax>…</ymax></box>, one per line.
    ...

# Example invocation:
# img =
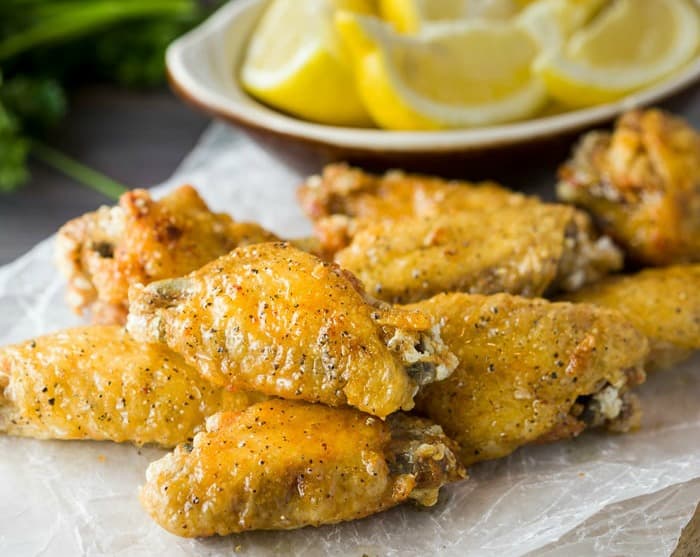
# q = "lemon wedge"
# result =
<box><xmin>240</xmin><ymin>0</ymin><xmax>374</xmax><ymax>126</ymax></box>
<box><xmin>536</xmin><ymin>0</ymin><xmax>700</xmax><ymax>107</ymax></box>
<box><xmin>379</xmin><ymin>0</ymin><xmax>520</xmax><ymax>33</ymax></box>
<box><xmin>517</xmin><ymin>0</ymin><xmax>606</xmax><ymax>53</ymax></box>
<box><xmin>336</xmin><ymin>13</ymin><xmax>546</xmax><ymax>130</ymax></box>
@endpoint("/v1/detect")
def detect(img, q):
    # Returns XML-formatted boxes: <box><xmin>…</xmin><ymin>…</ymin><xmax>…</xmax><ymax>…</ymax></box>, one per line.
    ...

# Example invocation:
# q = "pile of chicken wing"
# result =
<box><xmin>1</xmin><ymin>108</ymin><xmax>698</xmax><ymax>538</ymax></box>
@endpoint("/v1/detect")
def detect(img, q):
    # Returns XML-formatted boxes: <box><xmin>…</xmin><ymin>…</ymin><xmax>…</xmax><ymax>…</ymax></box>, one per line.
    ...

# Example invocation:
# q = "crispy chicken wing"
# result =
<box><xmin>566</xmin><ymin>265</ymin><xmax>700</xmax><ymax>370</ymax></box>
<box><xmin>406</xmin><ymin>293</ymin><xmax>648</xmax><ymax>466</ymax></box>
<box><xmin>557</xmin><ymin>109</ymin><xmax>700</xmax><ymax>265</ymax></box>
<box><xmin>140</xmin><ymin>399</ymin><xmax>466</xmax><ymax>537</ymax></box>
<box><xmin>0</xmin><ymin>326</ymin><xmax>264</xmax><ymax>447</ymax></box>
<box><xmin>127</xmin><ymin>242</ymin><xmax>457</xmax><ymax>418</ymax></box>
<box><xmin>299</xmin><ymin>163</ymin><xmax>529</xmax><ymax>221</ymax></box>
<box><xmin>297</xmin><ymin>164</ymin><xmax>621</xmax><ymax>301</ymax></box>
<box><xmin>298</xmin><ymin>163</ymin><xmax>533</xmax><ymax>256</ymax></box>
<box><xmin>335</xmin><ymin>206</ymin><xmax>621</xmax><ymax>304</ymax></box>
<box><xmin>56</xmin><ymin>185</ymin><xmax>278</xmax><ymax>324</ymax></box>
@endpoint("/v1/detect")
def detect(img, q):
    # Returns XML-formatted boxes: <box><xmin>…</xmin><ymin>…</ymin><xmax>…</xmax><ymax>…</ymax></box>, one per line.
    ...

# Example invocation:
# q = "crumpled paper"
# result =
<box><xmin>0</xmin><ymin>124</ymin><xmax>698</xmax><ymax>557</ymax></box>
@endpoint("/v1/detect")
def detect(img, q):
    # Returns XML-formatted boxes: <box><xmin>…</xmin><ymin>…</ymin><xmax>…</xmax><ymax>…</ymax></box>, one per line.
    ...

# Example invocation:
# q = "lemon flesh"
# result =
<box><xmin>536</xmin><ymin>0</ymin><xmax>700</xmax><ymax>107</ymax></box>
<box><xmin>517</xmin><ymin>0</ymin><xmax>606</xmax><ymax>53</ymax></box>
<box><xmin>337</xmin><ymin>14</ymin><xmax>546</xmax><ymax>130</ymax></box>
<box><xmin>240</xmin><ymin>0</ymin><xmax>374</xmax><ymax>126</ymax></box>
<box><xmin>379</xmin><ymin>0</ymin><xmax>520</xmax><ymax>33</ymax></box>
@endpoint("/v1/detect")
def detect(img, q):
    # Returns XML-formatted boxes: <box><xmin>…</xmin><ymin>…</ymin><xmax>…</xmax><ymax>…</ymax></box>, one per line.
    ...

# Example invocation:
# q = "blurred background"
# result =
<box><xmin>0</xmin><ymin>0</ymin><xmax>224</xmax><ymax>262</ymax></box>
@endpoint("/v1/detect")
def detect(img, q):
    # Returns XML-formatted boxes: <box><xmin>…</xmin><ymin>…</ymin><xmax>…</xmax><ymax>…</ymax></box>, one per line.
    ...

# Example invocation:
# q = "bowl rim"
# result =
<box><xmin>166</xmin><ymin>0</ymin><xmax>700</xmax><ymax>153</ymax></box>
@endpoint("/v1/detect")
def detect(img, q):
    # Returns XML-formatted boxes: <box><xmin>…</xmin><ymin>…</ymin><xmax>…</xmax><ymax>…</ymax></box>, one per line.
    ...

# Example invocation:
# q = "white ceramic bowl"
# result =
<box><xmin>166</xmin><ymin>0</ymin><xmax>700</xmax><ymax>174</ymax></box>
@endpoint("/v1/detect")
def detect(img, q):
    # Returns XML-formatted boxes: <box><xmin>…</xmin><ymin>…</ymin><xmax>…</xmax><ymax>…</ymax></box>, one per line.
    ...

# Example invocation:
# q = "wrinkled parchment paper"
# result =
<box><xmin>1</xmin><ymin>124</ymin><xmax>698</xmax><ymax>557</ymax></box>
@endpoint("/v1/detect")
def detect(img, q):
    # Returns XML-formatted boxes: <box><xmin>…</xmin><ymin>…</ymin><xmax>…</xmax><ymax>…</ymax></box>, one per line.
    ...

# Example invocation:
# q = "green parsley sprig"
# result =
<box><xmin>0</xmin><ymin>0</ymin><xmax>219</xmax><ymax>196</ymax></box>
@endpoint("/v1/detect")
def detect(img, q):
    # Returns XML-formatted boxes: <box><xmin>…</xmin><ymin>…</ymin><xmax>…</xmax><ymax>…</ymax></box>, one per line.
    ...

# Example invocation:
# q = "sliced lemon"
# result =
<box><xmin>517</xmin><ymin>0</ymin><xmax>606</xmax><ymax>53</ymax></box>
<box><xmin>240</xmin><ymin>0</ymin><xmax>374</xmax><ymax>126</ymax></box>
<box><xmin>336</xmin><ymin>13</ymin><xmax>546</xmax><ymax>130</ymax></box>
<box><xmin>536</xmin><ymin>0</ymin><xmax>700</xmax><ymax>108</ymax></box>
<box><xmin>379</xmin><ymin>0</ymin><xmax>520</xmax><ymax>33</ymax></box>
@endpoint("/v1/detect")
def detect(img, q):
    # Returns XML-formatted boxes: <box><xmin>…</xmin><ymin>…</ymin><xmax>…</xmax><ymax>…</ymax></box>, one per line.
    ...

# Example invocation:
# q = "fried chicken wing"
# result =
<box><xmin>299</xmin><ymin>163</ymin><xmax>529</xmax><ymax>222</ymax></box>
<box><xmin>127</xmin><ymin>242</ymin><xmax>457</xmax><ymax>418</ymax></box>
<box><xmin>406</xmin><ymin>293</ymin><xmax>648</xmax><ymax>466</ymax></box>
<box><xmin>0</xmin><ymin>326</ymin><xmax>264</xmax><ymax>447</ymax></box>
<box><xmin>557</xmin><ymin>109</ymin><xmax>700</xmax><ymax>265</ymax></box>
<box><xmin>334</xmin><ymin>206</ymin><xmax>622</xmax><ymax>304</ymax></box>
<box><xmin>56</xmin><ymin>185</ymin><xmax>278</xmax><ymax>324</ymax></box>
<box><xmin>140</xmin><ymin>399</ymin><xmax>466</xmax><ymax>537</ymax></box>
<box><xmin>297</xmin><ymin>164</ymin><xmax>621</xmax><ymax>301</ymax></box>
<box><xmin>298</xmin><ymin>163</ymin><xmax>533</xmax><ymax>255</ymax></box>
<box><xmin>565</xmin><ymin>265</ymin><xmax>700</xmax><ymax>370</ymax></box>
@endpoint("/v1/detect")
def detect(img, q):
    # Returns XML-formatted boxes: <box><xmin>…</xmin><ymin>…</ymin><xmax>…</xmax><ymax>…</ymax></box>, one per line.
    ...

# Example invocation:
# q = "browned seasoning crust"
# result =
<box><xmin>56</xmin><ymin>185</ymin><xmax>278</xmax><ymax>324</ymax></box>
<box><xmin>126</xmin><ymin>242</ymin><xmax>457</xmax><ymax>418</ymax></box>
<box><xmin>406</xmin><ymin>293</ymin><xmax>648</xmax><ymax>466</ymax></box>
<box><xmin>140</xmin><ymin>399</ymin><xmax>466</xmax><ymax>537</ymax></box>
<box><xmin>557</xmin><ymin>109</ymin><xmax>700</xmax><ymax>265</ymax></box>
<box><xmin>0</xmin><ymin>326</ymin><xmax>265</xmax><ymax>447</ymax></box>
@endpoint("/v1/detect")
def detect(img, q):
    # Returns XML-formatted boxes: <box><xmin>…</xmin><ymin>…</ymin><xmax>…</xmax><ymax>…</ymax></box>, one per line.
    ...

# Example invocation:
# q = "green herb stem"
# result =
<box><xmin>31</xmin><ymin>141</ymin><xmax>127</xmax><ymax>200</ymax></box>
<box><xmin>0</xmin><ymin>0</ymin><xmax>196</xmax><ymax>60</ymax></box>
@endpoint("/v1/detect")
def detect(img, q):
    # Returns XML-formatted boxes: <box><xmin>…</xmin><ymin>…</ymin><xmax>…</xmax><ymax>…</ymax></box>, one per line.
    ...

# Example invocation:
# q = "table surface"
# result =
<box><xmin>0</xmin><ymin>83</ymin><xmax>698</xmax><ymax>555</ymax></box>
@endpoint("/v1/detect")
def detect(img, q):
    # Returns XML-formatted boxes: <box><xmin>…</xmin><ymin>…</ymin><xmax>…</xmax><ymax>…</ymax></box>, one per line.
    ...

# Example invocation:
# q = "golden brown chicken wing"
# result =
<box><xmin>334</xmin><ymin>206</ymin><xmax>621</xmax><ymax>304</ymax></box>
<box><xmin>0</xmin><ymin>326</ymin><xmax>264</xmax><ymax>447</ymax></box>
<box><xmin>298</xmin><ymin>163</ymin><xmax>533</xmax><ymax>255</ymax></box>
<box><xmin>127</xmin><ymin>242</ymin><xmax>457</xmax><ymax>418</ymax></box>
<box><xmin>299</xmin><ymin>163</ymin><xmax>529</xmax><ymax>222</ymax></box>
<box><xmin>56</xmin><ymin>185</ymin><xmax>278</xmax><ymax>325</ymax></box>
<box><xmin>565</xmin><ymin>265</ymin><xmax>700</xmax><ymax>370</ymax></box>
<box><xmin>406</xmin><ymin>293</ymin><xmax>648</xmax><ymax>466</ymax></box>
<box><xmin>557</xmin><ymin>109</ymin><xmax>700</xmax><ymax>265</ymax></box>
<box><xmin>140</xmin><ymin>399</ymin><xmax>466</xmax><ymax>537</ymax></box>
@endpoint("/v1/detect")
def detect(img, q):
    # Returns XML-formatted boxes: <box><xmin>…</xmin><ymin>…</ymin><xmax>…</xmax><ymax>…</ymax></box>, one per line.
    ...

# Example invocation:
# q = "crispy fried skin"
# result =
<box><xmin>56</xmin><ymin>185</ymin><xmax>278</xmax><ymax>324</ymax></box>
<box><xmin>140</xmin><ymin>399</ymin><xmax>466</xmax><ymax>537</ymax></box>
<box><xmin>557</xmin><ymin>109</ymin><xmax>700</xmax><ymax>265</ymax></box>
<box><xmin>407</xmin><ymin>293</ymin><xmax>648</xmax><ymax>466</ymax></box>
<box><xmin>0</xmin><ymin>326</ymin><xmax>264</xmax><ymax>447</ymax></box>
<box><xmin>127</xmin><ymin>242</ymin><xmax>457</xmax><ymax>418</ymax></box>
<box><xmin>335</xmin><ymin>207</ymin><xmax>621</xmax><ymax>304</ymax></box>
<box><xmin>565</xmin><ymin>265</ymin><xmax>700</xmax><ymax>370</ymax></box>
